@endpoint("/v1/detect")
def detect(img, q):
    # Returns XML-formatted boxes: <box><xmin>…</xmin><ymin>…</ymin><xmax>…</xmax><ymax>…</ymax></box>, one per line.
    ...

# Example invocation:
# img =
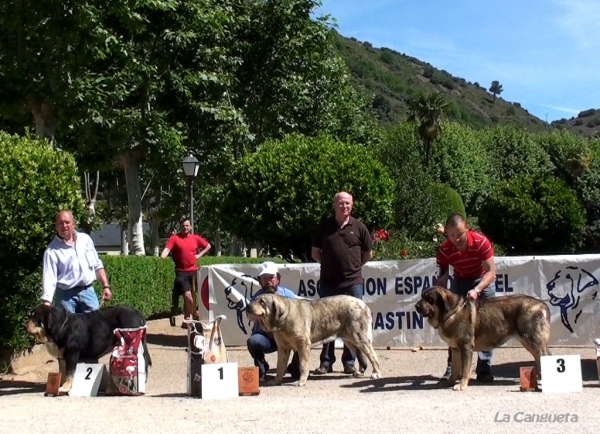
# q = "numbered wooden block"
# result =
<box><xmin>44</xmin><ymin>372</ymin><xmax>62</xmax><ymax>397</ymax></box>
<box><xmin>68</xmin><ymin>363</ymin><xmax>107</xmax><ymax>397</ymax></box>
<box><xmin>238</xmin><ymin>366</ymin><xmax>260</xmax><ymax>396</ymax></box>
<box><xmin>519</xmin><ymin>366</ymin><xmax>538</xmax><ymax>392</ymax></box>
<box><xmin>540</xmin><ymin>355</ymin><xmax>582</xmax><ymax>393</ymax></box>
<box><xmin>200</xmin><ymin>362</ymin><xmax>239</xmax><ymax>400</ymax></box>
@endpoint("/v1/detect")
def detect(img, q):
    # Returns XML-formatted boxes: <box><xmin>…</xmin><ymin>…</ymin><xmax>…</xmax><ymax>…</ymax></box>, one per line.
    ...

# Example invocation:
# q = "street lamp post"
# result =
<box><xmin>182</xmin><ymin>151</ymin><xmax>200</xmax><ymax>233</ymax></box>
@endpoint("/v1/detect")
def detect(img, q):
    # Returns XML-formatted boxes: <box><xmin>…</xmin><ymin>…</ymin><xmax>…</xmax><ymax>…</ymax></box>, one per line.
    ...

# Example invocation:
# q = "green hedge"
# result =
<box><xmin>2</xmin><ymin>255</ymin><xmax>282</xmax><ymax>357</ymax></box>
<box><xmin>0</xmin><ymin>132</ymin><xmax>85</xmax><ymax>357</ymax></box>
<box><xmin>92</xmin><ymin>255</ymin><xmax>280</xmax><ymax>319</ymax></box>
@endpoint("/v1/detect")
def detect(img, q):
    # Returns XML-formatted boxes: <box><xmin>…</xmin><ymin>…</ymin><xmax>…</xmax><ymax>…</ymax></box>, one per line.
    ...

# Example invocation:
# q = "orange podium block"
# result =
<box><xmin>519</xmin><ymin>366</ymin><xmax>538</xmax><ymax>392</ymax></box>
<box><xmin>238</xmin><ymin>366</ymin><xmax>260</xmax><ymax>396</ymax></box>
<box><xmin>44</xmin><ymin>372</ymin><xmax>62</xmax><ymax>397</ymax></box>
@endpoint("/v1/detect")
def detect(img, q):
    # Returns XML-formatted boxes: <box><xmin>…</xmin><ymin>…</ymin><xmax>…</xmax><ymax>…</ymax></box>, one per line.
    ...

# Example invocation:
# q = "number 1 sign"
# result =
<box><xmin>200</xmin><ymin>362</ymin><xmax>239</xmax><ymax>400</ymax></box>
<box><xmin>540</xmin><ymin>355</ymin><xmax>583</xmax><ymax>393</ymax></box>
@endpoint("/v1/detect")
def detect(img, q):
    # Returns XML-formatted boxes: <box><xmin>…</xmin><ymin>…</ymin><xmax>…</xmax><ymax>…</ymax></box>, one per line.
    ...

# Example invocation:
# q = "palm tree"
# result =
<box><xmin>406</xmin><ymin>91</ymin><xmax>450</xmax><ymax>166</ymax></box>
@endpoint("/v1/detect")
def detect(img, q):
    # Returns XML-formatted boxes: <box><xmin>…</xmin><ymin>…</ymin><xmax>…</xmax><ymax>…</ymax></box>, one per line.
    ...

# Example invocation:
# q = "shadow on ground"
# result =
<box><xmin>338</xmin><ymin>358</ymin><xmax>599</xmax><ymax>393</ymax></box>
<box><xmin>0</xmin><ymin>380</ymin><xmax>45</xmax><ymax>396</ymax></box>
<box><xmin>146</xmin><ymin>333</ymin><xmax>187</xmax><ymax>348</ymax></box>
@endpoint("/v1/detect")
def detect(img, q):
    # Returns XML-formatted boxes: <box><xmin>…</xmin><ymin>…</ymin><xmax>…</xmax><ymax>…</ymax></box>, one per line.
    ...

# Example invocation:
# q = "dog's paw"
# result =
<box><xmin>352</xmin><ymin>371</ymin><xmax>365</xmax><ymax>378</ymax></box>
<box><xmin>293</xmin><ymin>380</ymin><xmax>307</xmax><ymax>387</ymax></box>
<box><xmin>453</xmin><ymin>382</ymin><xmax>468</xmax><ymax>391</ymax></box>
<box><xmin>370</xmin><ymin>372</ymin><xmax>382</xmax><ymax>379</ymax></box>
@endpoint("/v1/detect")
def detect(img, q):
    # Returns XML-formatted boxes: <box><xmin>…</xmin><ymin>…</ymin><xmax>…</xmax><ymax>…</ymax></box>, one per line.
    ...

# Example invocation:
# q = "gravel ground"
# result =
<box><xmin>2</xmin><ymin>317</ymin><xmax>599</xmax><ymax>434</ymax></box>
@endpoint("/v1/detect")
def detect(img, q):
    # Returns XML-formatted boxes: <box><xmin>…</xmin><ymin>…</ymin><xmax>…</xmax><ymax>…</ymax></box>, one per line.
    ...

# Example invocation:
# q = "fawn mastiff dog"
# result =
<box><xmin>415</xmin><ymin>286</ymin><xmax>551</xmax><ymax>391</ymax></box>
<box><xmin>247</xmin><ymin>293</ymin><xmax>382</xmax><ymax>386</ymax></box>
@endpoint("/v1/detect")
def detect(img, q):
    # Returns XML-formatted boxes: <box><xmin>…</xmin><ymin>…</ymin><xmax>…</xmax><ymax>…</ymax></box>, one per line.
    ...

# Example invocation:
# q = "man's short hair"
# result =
<box><xmin>445</xmin><ymin>212</ymin><xmax>466</xmax><ymax>228</ymax></box>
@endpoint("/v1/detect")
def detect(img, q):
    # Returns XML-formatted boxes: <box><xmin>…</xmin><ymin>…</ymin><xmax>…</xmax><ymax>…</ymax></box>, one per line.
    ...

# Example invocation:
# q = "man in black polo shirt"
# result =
<box><xmin>311</xmin><ymin>191</ymin><xmax>373</xmax><ymax>374</ymax></box>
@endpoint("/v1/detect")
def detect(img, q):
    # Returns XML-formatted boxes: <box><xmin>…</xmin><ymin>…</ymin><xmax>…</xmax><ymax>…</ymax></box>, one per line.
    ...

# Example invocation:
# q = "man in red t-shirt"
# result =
<box><xmin>160</xmin><ymin>218</ymin><xmax>211</xmax><ymax>326</ymax></box>
<box><xmin>435</xmin><ymin>213</ymin><xmax>497</xmax><ymax>383</ymax></box>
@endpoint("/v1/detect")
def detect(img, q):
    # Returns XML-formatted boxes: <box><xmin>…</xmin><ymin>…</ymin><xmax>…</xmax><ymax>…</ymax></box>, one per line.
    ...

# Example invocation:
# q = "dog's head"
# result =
<box><xmin>415</xmin><ymin>286</ymin><xmax>455</xmax><ymax>329</ymax></box>
<box><xmin>25</xmin><ymin>304</ymin><xmax>60</xmax><ymax>344</ymax></box>
<box><xmin>246</xmin><ymin>293</ymin><xmax>288</xmax><ymax>331</ymax></box>
<box><xmin>546</xmin><ymin>266</ymin><xmax>599</xmax><ymax>309</ymax></box>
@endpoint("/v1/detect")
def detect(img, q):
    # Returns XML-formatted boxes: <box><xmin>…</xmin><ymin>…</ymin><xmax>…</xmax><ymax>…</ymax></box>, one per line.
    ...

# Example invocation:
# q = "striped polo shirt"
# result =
<box><xmin>436</xmin><ymin>231</ymin><xmax>494</xmax><ymax>280</ymax></box>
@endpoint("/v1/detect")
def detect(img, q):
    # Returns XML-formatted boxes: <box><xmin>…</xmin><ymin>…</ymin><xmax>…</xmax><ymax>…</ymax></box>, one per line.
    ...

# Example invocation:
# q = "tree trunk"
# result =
<box><xmin>121</xmin><ymin>152</ymin><xmax>145</xmax><ymax>255</ymax></box>
<box><xmin>214</xmin><ymin>226</ymin><xmax>222</xmax><ymax>257</ymax></box>
<box><xmin>120</xmin><ymin>226</ymin><xmax>129</xmax><ymax>255</ymax></box>
<box><xmin>149</xmin><ymin>215</ymin><xmax>161</xmax><ymax>256</ymax></box>
<box><xmin>27</xmin><ymin>99</ymin><xmax>56</xmax><ymax>145</ymax></box>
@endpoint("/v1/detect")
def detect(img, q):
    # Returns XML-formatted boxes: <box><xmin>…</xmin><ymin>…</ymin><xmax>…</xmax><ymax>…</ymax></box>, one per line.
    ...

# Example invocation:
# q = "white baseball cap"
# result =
<box><xmin>258</xmin><ymin>261</ymin><xmax>278</xmax><ymax>277</ymax></box>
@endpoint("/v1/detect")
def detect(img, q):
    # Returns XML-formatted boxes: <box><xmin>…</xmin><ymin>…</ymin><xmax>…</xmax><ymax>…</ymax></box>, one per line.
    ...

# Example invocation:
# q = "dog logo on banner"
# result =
<box><xmin>546</xmin><ymin>266</ymin><xmax>599</xmax><ymax>333</ymax></box>
<box><xmin>224</xmin><ymin>275</ymin><xmax>257</xmax><ymax>335</ymax></box>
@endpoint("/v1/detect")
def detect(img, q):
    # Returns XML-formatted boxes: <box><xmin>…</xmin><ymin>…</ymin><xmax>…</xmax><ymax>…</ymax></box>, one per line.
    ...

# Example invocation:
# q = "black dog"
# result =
<box><xmin>26</xmin><ymin>304</ymin><xmax>152</xmax><ymax>393</ymax></box>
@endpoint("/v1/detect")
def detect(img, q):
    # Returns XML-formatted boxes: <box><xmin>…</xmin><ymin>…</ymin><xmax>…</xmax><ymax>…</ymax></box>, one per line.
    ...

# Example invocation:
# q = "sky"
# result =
<box><xmin>314</xmin><ymin>0</ymin><xmax>600</xmax><ymax>122</ymax></box>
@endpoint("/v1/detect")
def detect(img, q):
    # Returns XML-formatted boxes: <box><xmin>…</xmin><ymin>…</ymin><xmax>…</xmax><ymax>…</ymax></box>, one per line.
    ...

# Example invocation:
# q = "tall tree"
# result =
<box><xmin>406</xmin><ymin>91</ymin><xmax>450</xmax><ymax>166</ymax></box>
<box><xmin>489</xmin><ymin>80</ymin><xmax>503</xmax><ymax>102</ymax></box>
<box><xmin>58</xmin><ymin>0</ymin><xmax>247</xmax><ymax>255</ymax></box>
<box><xmin>232</xmin><ymin>0</ymin><xmax>379</xmax><ymax>150</ymax></box>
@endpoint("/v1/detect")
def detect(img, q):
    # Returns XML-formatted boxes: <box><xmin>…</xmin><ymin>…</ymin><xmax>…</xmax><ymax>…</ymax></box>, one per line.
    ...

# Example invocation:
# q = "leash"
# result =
<box><xmin>443</xmin><ymin>299</ymin><xmax>468</xmax><ymax>323</ymax></box>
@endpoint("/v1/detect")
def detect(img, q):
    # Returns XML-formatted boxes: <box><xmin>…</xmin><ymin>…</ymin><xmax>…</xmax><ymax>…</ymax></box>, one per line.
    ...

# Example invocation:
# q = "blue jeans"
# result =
<box><xmin>318</xmin><ymin>283</ymin><xmax>364</xmax><ymax>368</ymax></box>
<box><xmin>55</xmin><ymin>285</ymin><xmax>100</xmax><ymax>314</ymax></box>
<box><xmin>447</xmin><ymin>277</ymin><xmax>495</xmax><ymax>376</ymax></box>
<box><xmin>247</xmin><ymin>331</ymin><xmax>299</xmax><ymax>379</ymax></box>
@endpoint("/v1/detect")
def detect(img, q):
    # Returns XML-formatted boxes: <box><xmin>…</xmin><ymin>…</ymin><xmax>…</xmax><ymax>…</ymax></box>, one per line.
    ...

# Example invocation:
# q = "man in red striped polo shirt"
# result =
<box><xmin>435</xmin><ymin>213</ymin><xmax>497</xmax><ymax>383</ymax></box>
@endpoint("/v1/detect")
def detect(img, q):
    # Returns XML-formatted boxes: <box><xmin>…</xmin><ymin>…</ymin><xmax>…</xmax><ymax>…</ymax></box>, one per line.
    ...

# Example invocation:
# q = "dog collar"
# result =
<box><xmin>443</xmin><ymin>299</ymin><xmax>468</xmax><ymax>323</ymax></box>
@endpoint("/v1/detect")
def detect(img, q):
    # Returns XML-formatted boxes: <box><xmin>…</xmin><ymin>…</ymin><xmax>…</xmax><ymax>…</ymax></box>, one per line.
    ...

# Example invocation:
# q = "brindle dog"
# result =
<box><xmin>415</xmin><ymin>286</ymin><xmax>550</xmax><ymax>391</ymax></box>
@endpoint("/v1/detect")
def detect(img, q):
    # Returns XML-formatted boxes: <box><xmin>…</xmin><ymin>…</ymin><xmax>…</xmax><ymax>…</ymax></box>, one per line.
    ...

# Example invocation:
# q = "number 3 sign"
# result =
<box><xmin>540</xmin><ymin>355</ymin><xmax>583</xmax><ymax>393</ymax></box>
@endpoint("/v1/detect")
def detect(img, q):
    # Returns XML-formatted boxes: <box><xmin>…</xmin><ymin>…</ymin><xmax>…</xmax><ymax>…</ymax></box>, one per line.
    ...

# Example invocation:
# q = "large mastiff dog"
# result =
<box><xmin>246</xmin><ymin>293</ymin><xmax>382</xmax><ymax>386</ymax></box>
<box><xmin>415</xmin><ymin>286</ymin><xmax>550</xmax><ymax>391</ymax></box>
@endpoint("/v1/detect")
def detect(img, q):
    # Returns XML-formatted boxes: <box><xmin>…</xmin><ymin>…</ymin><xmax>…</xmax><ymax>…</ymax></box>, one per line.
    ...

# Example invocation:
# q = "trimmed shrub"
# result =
<box><xmin>430</xmin><ymin>121</ymin><xmax>494</xmax><ymax>213</ymax></box>
<box><xmin>478</xmin><ymin>176</ymin><xmax>586</xmax><ymax>254</ymax></box>
<box><xmin>0</xmin><ymin>132</ymin><xmax>85</xmax><ymax>354</ymax></box>
<box><xmin>480</xmin><ymin>125</ymin><xmax>554</xmax><ymax>183</ymax></box>
<box><xmin>93</xmin><ymin>255</ymin><xmax>281</xmax><ymax>318</ymax></box>
<box><xmin>4</xmin><ymin>255</ymin><xmax>281</xmax><ymax>357</ymax></box>
<box><xmin>220</xmin><ymin>134</ymin><xmax>395</xmax><ymax>260</ymax></box>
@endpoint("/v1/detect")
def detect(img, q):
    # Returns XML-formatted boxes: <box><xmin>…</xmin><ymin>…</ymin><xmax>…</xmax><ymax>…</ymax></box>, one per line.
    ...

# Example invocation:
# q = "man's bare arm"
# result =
<box><xmin>361</xmin><ymin>250</ymin><xmax>373</xmax><ymax>265</ymax></box>
<box><xmin>311</xmin><ymin>247</ymin><xmax>321</xmax><ymax>264</ymax></box>
<box><xmin>474</xmin><ymin>257</ymin><xmax>496</xmax><ymax>292</ymax></box>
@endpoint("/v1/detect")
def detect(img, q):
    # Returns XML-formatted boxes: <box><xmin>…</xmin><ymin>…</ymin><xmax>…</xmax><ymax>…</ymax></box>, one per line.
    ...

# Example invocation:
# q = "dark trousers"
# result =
<box><xmin>318</xmin><ymin>283</ymin><xmax>364</xmax><ymax>368</ymax></box>
<box><xmin>247</xmin><ymin>331</ymin><xmax>299</xmax><ymax>379</ymax></box>
<box><xmin>446</xmin><ymin>277</ymin><xmax>495</xmax><ymax>376</ymax></box>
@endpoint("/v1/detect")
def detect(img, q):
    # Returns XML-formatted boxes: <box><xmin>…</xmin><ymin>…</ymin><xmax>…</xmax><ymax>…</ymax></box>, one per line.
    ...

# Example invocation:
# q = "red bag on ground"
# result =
<box><xmin>106</xmin><ymin>326</ymin><xmax>148</xmax><ymax>396</ymax></box>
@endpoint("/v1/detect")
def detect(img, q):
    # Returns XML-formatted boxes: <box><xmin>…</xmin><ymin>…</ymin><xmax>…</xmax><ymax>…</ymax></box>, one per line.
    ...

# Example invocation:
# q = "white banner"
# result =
<box><xmin>196</xmin><ymin>255</ymin><xmax>600</xmax><ymax>348</ymax></box>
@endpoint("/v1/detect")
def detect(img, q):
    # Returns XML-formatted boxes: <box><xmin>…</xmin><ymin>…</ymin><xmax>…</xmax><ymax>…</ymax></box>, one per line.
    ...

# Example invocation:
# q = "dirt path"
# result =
<box><xmin>2</xmin><ymin>317</ymin><xmax>600</xmax><ymax>434</ymax></box>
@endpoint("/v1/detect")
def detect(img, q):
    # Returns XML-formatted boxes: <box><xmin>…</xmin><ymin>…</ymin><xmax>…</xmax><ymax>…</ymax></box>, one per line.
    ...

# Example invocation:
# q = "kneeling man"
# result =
<box><xmin>246</xmin><ymin>261</ymin><xmax>300</xmax><ymax>381</ymax></box>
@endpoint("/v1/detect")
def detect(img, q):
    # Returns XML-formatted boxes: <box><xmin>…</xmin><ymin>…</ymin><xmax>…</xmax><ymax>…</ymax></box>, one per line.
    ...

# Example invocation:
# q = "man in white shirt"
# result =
<box><xmin>41</xmin><ymin>210</ymin><xmax>112</xmax><ymax>313</ymax></box>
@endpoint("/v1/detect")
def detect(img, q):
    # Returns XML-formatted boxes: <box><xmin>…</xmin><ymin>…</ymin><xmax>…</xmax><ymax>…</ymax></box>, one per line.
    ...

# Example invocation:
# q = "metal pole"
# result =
<box><xmin>190</xmin><ymin>180</ymin><xmax>194</xmax><ymax>234</ymax></box>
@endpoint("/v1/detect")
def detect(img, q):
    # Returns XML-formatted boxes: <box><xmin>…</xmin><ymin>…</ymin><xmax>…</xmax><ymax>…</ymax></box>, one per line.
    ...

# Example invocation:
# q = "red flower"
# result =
<box><xmin>400</xmin><ymin>249</ymin><xmax>407</xmax><ymax>257</ymax></box>
<box><xmin>373</xmin><ymin>228</ymin><xmax>389</xmax><ymax>242</ymax></box>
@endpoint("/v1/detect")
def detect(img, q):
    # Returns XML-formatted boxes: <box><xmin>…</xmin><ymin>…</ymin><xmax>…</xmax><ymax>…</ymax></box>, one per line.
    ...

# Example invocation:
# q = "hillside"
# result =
<box><xmin>551</xmin><ymin>109</ymin><xmax>600</xmax><ymax>138</ymax></box>
<box><xmin>332</xmin><ymin>34</ymin><xmax>550</xmax><ymax>133</ymax></box>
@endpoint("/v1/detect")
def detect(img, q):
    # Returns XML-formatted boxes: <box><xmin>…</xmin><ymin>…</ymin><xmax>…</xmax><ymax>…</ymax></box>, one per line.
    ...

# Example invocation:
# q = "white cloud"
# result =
<box><xmin>552</xmin><ymin>0</ymin><xmax>600</xmax><ymax>49</ymax></box>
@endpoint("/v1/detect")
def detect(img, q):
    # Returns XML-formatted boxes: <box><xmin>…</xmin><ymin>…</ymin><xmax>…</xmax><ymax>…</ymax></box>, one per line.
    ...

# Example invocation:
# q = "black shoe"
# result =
<box><xmin>476</xmin><ymin>373</ymin><xmax>494</xmax><ymax>383</ymax></box>
<box><xmin>313</xmin><ymin>364</ymin><xmax>333</xmax><ymax>375</ymax></box>
<box><xmin>343</xmin><ymin>364</ymin><xmax>357</xmax><ymax>375</ymax></box>
<box><xmin>438</xmin><ymin>365</ymin><xmax>453</xmax><ymax>382</ymax></box>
